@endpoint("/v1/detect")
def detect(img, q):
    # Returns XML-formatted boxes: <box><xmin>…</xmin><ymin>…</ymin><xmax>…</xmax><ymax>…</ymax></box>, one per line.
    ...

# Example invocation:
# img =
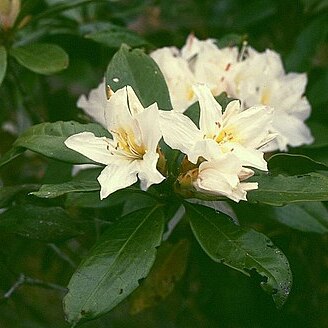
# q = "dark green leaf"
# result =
<box><xmin>185</xmin><ymin>203</ymin><xmax>292</xmax><ymax>308</ymax></box>
<box><xmin>0</xmin><ymin>121</ymin><xmax>109</xmax><ymax>168</ymax></box>
<box><xmin>215</xmin><ymin>34</ymin><xmax>246</xmax><ymax>48</ymax></box>
<box><xmin>30</xmin><ymin>0</ymin><xmax>106</xmax><ymax>22</ymax></box>
<box><xmin>106</xmin><ymin>44</ymin><xmax>172</xmax><ymax>110</ymax></box>
<box><xmin>86</xmin><ymin>29</ymin><xmax>149</xmax><ymax>48</ymax></box>
<box><xmin>272</xmin><ymin>202</ymin><xmax>328</xmax><ymax>234</ymax></box>
<box><xmin>10</xmin><ymin>43</ymin><xmax>69</xmax><ymax>75</ymax></box>
<box><xmin>0</xmin><ymin>205</ymin><xmax>79</xmax><ymax>242</ymax></box>
<box><xmin>0</xmin><ymin>184</ymin><xmax>39</xmax><ymax>208</ymax></box>
<box><xmin>308</xmin><ymin>70</ymin><xmax>328</xmax><ymax>107</ymax></box>
<box><xmin>63</xmin><ymin>206</ymin><xmax>165</xmax><ymax>325</ymax></box>
<box><xmin>285</xmin><ymin>17</ymin><xmax>328</xmax><ymax>72</ymax></box>
<box><xmin>0</xmin><ymin>147</ymin><xmax>25</xmax><ymax>168</ymax></box>
<box><xmin>30</xmin><ymin>180</ymin><xmax>100</xmax><ymax>198</ymax></box>
<box><xmin>0</xmin><ymin>46</ymin><xmax>7</xmax><ymax>86</ymax></box>
<box><xmin>301</xmin><ymin>0</ymin><xmax>328</xmax><ymax>13</ymax></box>
<box><xmin>305</xmin><ymin>121</ymin><xmax>328</xmax><ymax>149</ymax></box>
<box><xmin>248</xmin><ymin>172</ymin><xmax>328</xmax><ymax>206</ymax></box>
<box><xmin>268</xmin><ymin>153</ymin><xmax>328</xmax><ymax>175</ymax></box>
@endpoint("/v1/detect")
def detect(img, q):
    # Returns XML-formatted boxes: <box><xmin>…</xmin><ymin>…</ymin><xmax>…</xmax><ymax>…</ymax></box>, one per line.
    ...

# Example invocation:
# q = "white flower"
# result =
<box><xmin>77</xmin><ymin>79</ymin><xmax>107</xmax><ymax>127</ymax></box>
<box><xmin>230</xmin><ymin>48</ymin><xmax>313</xmax><ymax>151</ymax></box>
<box><xmin>160</xmin><ymin>83</ymin><xmax>275</xmax><ymax>170</ymax></box>
<box><xmin>181</xmin><ymin>34</ymin><xmax>239</xmax><ymax>97</ymax></box>
<box><xmin>151</xmin><ymin>47</ymin><xmax>197</xmax><ymax>112</ymax></box>
<box><xmin>194</xmin><ymin>154</ymin><xmax>258</xmax><ymax>202</ymax></box>
<box><xmin>150</xmin><ymin>34</ymin><xmax>238</xmax><ymax>112</ymax></box>
<box><xmin>65</xmin><ymin>86</ymin><xmax>165</xmax><ymax>199</ymax></box>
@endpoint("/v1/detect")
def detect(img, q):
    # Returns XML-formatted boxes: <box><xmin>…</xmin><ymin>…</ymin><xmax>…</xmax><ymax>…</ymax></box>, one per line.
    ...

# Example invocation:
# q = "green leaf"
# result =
<box><xmin>248</xmin><ymin>172</ymin><xmax>328</xmax><ymax>206</ymax></box>
<box><xmin>0</xmin><ymin>147</ymin><xmax>25</xmax><ymax>168</ymax></box>
<box><xmin>185</xmin><ymin>203</ymin><xmax>292</xmax><ymax>308</ymax></box>
<box><xmin>215</xmin><ymin>34</ymin><xmax>246</xmax><ymax>48</ymax></box>
<box><xmin>86</xmin><ymin>29</ymin><xmax>149</xmax><ymax>48</ymax></box>
<box><xmin>0</xmin><ymin>121</ymin><xmax>109</xmax><ymax>168</ymax></box>
<box><xmin>305</xmin><ymin>121</ymin><xmax>328</xmax><ymax>149</ymax></box>
<box><xmin>0</xmin><ymin>46</ymin><xmax>7</xmax><ymax>86</ymax></box>
<box><xmin>31</xmin><ymin>0</ymin><xmax>105</xmax><ymax>22</ymax></box>
<box><xmin>272</xmin><ymin>202</ymin><xmax>328</xmax><ymax>234</ymax></box>
<box><xmin>0</xmin><ymin>205</ymin><xmax>79</xmax><ymax>242</ymax></box>
<box><xmin>285</xmin><ymin>17</ymin><xmax>328</xmax><ymax>72</ymax></box>
<box><xmin>63</xmin><ymin>206</ymin><xmax>165</xmax><ymax>325</ymax></box>
<box><xmin>106</xmin><ymin>44</ymin><xmax>172</xmax><ymax>110</ymax></box>
<box><xmin>268</xmin><ymin>153</ymin><xmax>328</xmax><ymax>175</ymax></box>
<box><xmin>10</xmin><ymin>43</ymin><xmax>69</xmax><ymax>75</ymax></box>
<box><xmin>130</xmin><ymin>239</ymin><xmax>190</xmax><ymax>314</ymax></box>
<box><xmin>30</xmin><ymin>180</ymin><xmax>100</xmax><ymax>198</ymax></box>
<box><xmin>0</xmin><ymin>184</ymin><xmax>39</xmax><ymax>208</ymax></box>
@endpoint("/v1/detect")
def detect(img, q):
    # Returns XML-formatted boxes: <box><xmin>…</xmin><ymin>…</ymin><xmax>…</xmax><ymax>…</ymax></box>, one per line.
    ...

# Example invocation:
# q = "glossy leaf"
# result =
<box><xmin>268</xmin><ymin>153</ymin><xmax>328</xmax><ymax>175</ymax></box>
<box><xmin>248</xmin><ymin>172</ymin><xmax>328</xmax><ymax>206</ymax></box>
<box><xmin>106</xmin><ymin>44</ymin><xmax>172</xmax><ymax>110</ymax></box>
<box><xmin>0</xmin><ymin>205</ymin><xmax>79</xmax><ymax>242</ymax></box>
<box><xmin>10</xmin><ymin>43</ymin><xmax>69</xmax><ymax>75</ymax></box>
<box><xmin>86</xmin><ymin>29</ymin><xmax>149</xmax><ymax>48</ymax></box>
<box><xmin>63</xmin><ymin>206</ymin><xmax>165</xmax><ymax>325</ymax></box>
<box><xmin>0</xmin><ymin>121</ymin><xmax>109</xmax><ymax>168</ymax></box>
<box><xmin>130</xmin><ymin>239</ymin><xmax>190</xmax><ymax>314</ymax></box>
<box><xmin>272</xmin><ymin>202</ymin><xmax>328</xmax><ymax>234</ymax></box>
<box><xmin>0</xmin><ymin>46</ymin><xmax>7</xmax><ymax>86</ymax></box>
<box><xmin>185</xmin><ymin>202</ymin><xmax>292</xmax><ymax>308</ymax></box>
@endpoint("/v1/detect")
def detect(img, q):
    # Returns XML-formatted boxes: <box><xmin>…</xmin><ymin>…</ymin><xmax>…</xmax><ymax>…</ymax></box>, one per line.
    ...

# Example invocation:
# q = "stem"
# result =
<box><xmin>48</xmin><ymin>243</ymin><xmax>77</xmax><ymax>269</ymax></box>
<box><xmin>0</xmin><ymin>273</ymin><xmax>67</xmax><ymax>304</ymax></box>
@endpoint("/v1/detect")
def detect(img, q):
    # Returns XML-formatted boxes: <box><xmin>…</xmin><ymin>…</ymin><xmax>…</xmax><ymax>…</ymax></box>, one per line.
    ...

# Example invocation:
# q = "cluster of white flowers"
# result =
<box><xmin>65</xmin><ymin>35</ymin><xmax>313</xmax><ymax>203</ymax></box>
<box><xmin>151</xmin><ymin>34</ymin><xmax>313</xmax><ymax>151</ymax></box>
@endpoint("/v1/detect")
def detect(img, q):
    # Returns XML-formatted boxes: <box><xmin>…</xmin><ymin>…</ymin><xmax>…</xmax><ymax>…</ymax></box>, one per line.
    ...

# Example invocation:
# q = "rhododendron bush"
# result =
<box><xmin>0</xmin><ymin>1</ymin><xmax>327</xmax><ymax>327</ymax></box>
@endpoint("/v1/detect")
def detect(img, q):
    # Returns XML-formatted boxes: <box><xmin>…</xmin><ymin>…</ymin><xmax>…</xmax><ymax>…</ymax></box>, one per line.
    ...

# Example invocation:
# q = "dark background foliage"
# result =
<box><xmin>0</xmin><ymin>0</ymin><xmax>327</xmax><ymax>327</ymax></box>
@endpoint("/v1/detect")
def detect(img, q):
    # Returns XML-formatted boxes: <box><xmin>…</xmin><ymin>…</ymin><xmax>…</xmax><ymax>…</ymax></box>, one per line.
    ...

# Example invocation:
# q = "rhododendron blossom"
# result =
<box><xmin>160</xmin><ymin>84</ymin><xmax>275</xmax><ymax>170</ymax></box>
<box><xmin>65</xmin><ymin>86</ymin><xmax>165</xmax><ymax>199</ymax></box>
<box><xmin>152</xmin><ymin>35</ymin><xmax>313</xmax><ymax>151</ymax></box>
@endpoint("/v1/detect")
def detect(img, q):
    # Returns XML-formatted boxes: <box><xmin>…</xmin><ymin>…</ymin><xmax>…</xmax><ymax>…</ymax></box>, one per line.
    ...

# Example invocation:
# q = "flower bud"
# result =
<box><xmin>0</xmin><ymin>0</ymin><xmax>20</xmax><ymax>30</ymax></box>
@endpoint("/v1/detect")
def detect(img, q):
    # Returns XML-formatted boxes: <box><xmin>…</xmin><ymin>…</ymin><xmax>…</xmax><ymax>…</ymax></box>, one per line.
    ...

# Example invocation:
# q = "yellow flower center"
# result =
<box><xmin>113</xmin><ymin>128</ymin><xmax>146</xmax><ymax>159</ymax></box>
<box><xmin>260</xmin><ymin>88</ymin><xmax>271</xmax><ymax>105</ymax></box>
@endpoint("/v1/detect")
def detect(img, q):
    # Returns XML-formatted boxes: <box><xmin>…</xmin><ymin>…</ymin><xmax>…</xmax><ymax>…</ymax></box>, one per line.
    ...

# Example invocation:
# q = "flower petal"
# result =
<box><xmin>135</xmin><ymin>103</ymin><xmax>162</xmax><ymax>153</ymax></box>
<box><xmin>138</xmin><ymin>151</ymin><xmax>165</xmax><ymax>190</ymax></box>
<box><xmin>77</xmin><ymin>79</ymin><xmax>107</xmax><ymax>127</ymax></box>
<box><xmin>65</xmin><ymin>132</ymin><xmax>114</xmax><ymax>165</ymax></box>
<box><xmin>193</xmin><ymin>83</ymin><xmax>222</xmax><ymax>137</ymax></box>
<box><xmin>105</xmin><ymin>86</ymin><xmax>134</xmax><ymax>132</ymax></box>
<box><xmin>159</xmin><ymin>110</ymin><xmax>203</xmax><ymax>163</ymax></box>
<box><xmin>97</xmin><ymin>160</ymin><xmax>138</xmax><ymax>199</ymax></box>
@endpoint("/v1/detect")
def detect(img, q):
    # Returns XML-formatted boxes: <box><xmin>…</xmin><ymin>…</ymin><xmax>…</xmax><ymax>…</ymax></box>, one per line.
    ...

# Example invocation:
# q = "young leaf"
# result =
<box><xmin>248</xmin><ymin>172</ymin><xmax>328</xmax><ymax>206</ymax></box>
<box><xmin>106</xmin><ymin>44</ymin><xmax>172</xmax><ymax>110</ymax></box>
<box><xmin>63</xmin><ymin>206</ymin><xmax>165</xmax><ymax>325</ymax></box>
<box><xmin>185</xmin><ymin>202</ymin><xmax>292</xmax><ymax>309</ymax></box>
<box><xmin>0</xmin><ymin>46</ymin><xmax>7</xmax><ymax>86</ymax></box>
<box><xmin>272</xmin><ymin>202</ymin><xmax>328</xmax><ymax>234</ymax></box>
<box><xmin>86</xmin><ymin>29</ymin><xmax>149</xmax><ymax>48</ymax></box>
<box><xmin>0</xmin><ymin>205</ymin><xmax>79</xmax><ymax>242</ymax></box>
<box><xmin>0</xmin><ymin>121</ymin><xmax>109</xmax><ymax>168</ymax></box>
<box><xmin>10</xmin><ymin>43</ymin><xmax>69</xmax><ymax>75</ymax></box>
